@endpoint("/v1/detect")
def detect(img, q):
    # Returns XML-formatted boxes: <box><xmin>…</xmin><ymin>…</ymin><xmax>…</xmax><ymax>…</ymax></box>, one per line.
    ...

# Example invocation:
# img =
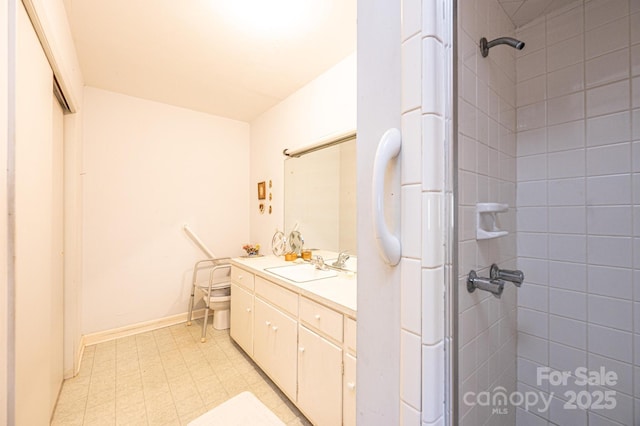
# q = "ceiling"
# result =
<box><xmin>63</xmin><ymin>0</ymin><xmax>356</xmax><ymax>122</ymax></box>
<box><xmin>63</xmin><ymin>0</ymin><xmax>578</xmax><ymax>122</ymax></box>
<box><xmin>498</xmin><ymin>0</ymin><xmax>578</xmax><ymax>27</ymax></box>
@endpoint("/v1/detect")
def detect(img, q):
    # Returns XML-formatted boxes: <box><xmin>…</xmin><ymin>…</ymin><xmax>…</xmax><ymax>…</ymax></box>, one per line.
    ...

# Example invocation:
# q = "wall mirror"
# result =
<box><xmin>284</xmin><ymin>133</ymin><xmax>356</xmax><ymax>254</ymax></box>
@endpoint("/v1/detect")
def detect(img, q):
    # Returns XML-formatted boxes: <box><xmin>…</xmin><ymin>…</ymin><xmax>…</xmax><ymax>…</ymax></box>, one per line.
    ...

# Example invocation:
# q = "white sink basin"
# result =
<box><xmin>265</xmin><ymin>263</ymin><xmax>338</xmax><ymax>283</ymax></box>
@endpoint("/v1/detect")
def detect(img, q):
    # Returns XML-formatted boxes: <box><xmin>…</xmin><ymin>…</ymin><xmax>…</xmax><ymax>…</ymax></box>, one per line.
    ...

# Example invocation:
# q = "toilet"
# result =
<box><xmin>208</xmin><ymin>282</ymin><xmax>231</xmax><ymax>330</ymax></box>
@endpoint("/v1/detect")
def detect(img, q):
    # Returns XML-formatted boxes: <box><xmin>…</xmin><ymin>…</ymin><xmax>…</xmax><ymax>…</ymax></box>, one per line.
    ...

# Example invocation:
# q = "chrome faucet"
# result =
<box><xmin>467</xmin><ymin>270</ymin><xmax>504</xmax><ymax>298</ymax></box>
<box><xmin>311</xmin><ymin>255</ymin><xmax>328</xmax><ymax>270</ymax></box>
<box><xmin>332</xmin><ymin>251</ymin><xmax>350</xmax><ymax>268</ymax></box>
<box><xmin>490</xmin><ymin>264</ymin><xmax>524</xmax><ymax>287</ymax></box>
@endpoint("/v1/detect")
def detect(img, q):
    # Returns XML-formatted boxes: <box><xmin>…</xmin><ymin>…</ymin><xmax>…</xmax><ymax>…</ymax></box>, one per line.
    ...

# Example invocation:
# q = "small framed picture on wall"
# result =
<box><xmin>257</xmin><ymin>181</ymin><xmax>266</xmax><ymax>200</ymax></box>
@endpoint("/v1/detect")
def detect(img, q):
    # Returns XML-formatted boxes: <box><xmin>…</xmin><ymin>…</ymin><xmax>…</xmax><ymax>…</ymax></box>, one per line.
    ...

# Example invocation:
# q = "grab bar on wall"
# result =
<box><xmin>372</xmin><ymin>128</ymin><xmax>402</xmax><ymax>266</ymax></box>
<box><xmin>183</xmin><ymin>224</ymin><xmax>217</xmax><ymax>259</ymax></box>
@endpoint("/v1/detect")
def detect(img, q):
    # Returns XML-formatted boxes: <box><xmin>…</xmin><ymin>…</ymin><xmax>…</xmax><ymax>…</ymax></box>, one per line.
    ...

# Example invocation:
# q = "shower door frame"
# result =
<box><xmin>445</xmin><ymin>0</ymin><xmax>459</xmax><ymax>424</ymax></box>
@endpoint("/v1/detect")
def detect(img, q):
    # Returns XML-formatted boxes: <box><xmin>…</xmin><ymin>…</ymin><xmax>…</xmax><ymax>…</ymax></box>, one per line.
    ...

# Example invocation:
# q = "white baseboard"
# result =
<box><xmin>82</xmin><ymin>309</ymin><xmax>209</xmax><ymax>347</ymax></box>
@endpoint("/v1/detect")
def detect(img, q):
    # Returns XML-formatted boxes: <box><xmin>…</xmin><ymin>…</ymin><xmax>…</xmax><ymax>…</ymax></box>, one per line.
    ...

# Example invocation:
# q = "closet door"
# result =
<box><xmin>50</xmin><ymin>95</ymin><xmax>65</xmax><ymax>414</ymax></box>
<box><xmin>15</xmin><ymin>2</ymin><xmax>64</xmax><ymax>423</ymax></box>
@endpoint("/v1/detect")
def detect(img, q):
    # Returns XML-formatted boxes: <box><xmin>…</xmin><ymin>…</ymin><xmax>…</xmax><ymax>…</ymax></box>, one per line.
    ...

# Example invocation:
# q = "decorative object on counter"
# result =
<box><xmin>242</xmin><ymin>244</ymin><xmax>261</xmax><ymax>256</ymax></box>
<box><xmin>288</xmin><ymin>230</ymin><xmax>304</xmax><ymax>255</ymax></box>
<box><xmin>257</xmin><ymin>181</ymin><xmax>266</xmax><ymax>200</ymax></box>
<box><xmin>271</xmin><ymin>229</ymin><xmax>286</xmax><ymax>256</ymax></box>
<box><xmin>301</xmin><ymin>250</ymin><xmax>312</xmax><ymax>260</ymax></box>
<box><xmin>259</xmin><ymin>203</ymin><xmax>265</xmax><ymax>214</ymax></box>
<box><xmin>284</xmin><ymin>252</ymin><xmax>298</xmax><ymax>261</ymax></box>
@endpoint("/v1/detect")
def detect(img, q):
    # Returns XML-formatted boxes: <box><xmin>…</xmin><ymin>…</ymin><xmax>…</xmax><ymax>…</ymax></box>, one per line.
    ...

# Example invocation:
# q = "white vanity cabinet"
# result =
<box><xmin>343</xmin><ymin>317</ymin><xmax>357</xmax><ymax>426</ymax></box>
<box><xmin>253</xmin><ymin>290</ymin><xmax>298</xmax><ymax>399</ymax></box>
<box><xmin>297</xmin><ymin>296</ymin><xmax>344</xmax><ymax>425</ymax></box>
<box><xmin>229</xmin><ymin>260</ymin><xmax>357</xmax><ymax>426</ymax></box>
<box><xmin>230</xmin><ymin>266</ymin><xmax>255</xmax><ymax>356</ymax></box>
<box><xmin>343</xmin><ymin>353</ymin><xmax>357</xmax><ymax>426</ymax></box>
<box><xmin>298</xmin><ymin>325</ymin><xmax>343</xmax><ymax>426</ymax></box>
<box><xmin>230</xmin><ymin>282</ymin><xmax>253</xmax><ymax>356</ymax></box>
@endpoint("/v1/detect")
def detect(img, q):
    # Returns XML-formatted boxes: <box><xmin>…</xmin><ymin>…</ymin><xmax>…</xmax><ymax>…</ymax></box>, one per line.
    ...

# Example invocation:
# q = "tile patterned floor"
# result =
<box><xmin>51</xmin><ymin>321</ymin><xmax>311</xmax><ymax>426</ymax></box>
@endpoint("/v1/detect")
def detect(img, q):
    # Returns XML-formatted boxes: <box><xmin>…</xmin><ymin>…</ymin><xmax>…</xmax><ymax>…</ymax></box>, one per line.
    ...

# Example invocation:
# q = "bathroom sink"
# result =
<box><xmin>265</xmin><ymin>263</ymin><xmax>338</xmax><ymax>283</ymax></box>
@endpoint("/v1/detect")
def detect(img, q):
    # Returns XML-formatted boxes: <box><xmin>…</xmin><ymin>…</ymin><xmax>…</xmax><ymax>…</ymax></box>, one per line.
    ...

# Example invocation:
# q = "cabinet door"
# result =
<box><xmin>254</xmin><ymin>298</ymin><xmax>298</xmax><ymax>399</ymax></box>
<box><xmin>230</xmin><ymin>283</ymin><xmax>253</xmax><ymax>355</ymax></box>
<box><xmin>298</xmin><ymin>326</ymin><xmax>342</xmax><ymax>426</ymax></box>
<box><xmin>343</xmin><ymin>353</ymin><xmax>356</xmax><ymax>426</ymax></box>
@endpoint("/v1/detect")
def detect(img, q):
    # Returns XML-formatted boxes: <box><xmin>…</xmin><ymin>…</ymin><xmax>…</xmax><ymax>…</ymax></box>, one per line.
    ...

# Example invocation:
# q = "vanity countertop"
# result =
<box><xmin>230</xmin><ymin>251</ymin><xmax>357</xmax><ymax>318</ymax></box>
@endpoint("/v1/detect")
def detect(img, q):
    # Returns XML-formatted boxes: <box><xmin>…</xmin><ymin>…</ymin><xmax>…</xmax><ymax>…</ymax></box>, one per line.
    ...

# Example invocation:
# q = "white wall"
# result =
<box><xmin>457</xmin><ymin>0</ymin><xmax>519</xmax><ymax>425</ymax></box>
<box><xmin>0</xmin><ymin>1</ymin><xmax>10</xmax><ymax>423</ymax></box>
<box><xmin>515</xmin><ymin>1</ymin><xmax>640</xmax><ymax>424</ymax></box>
<box><xmin>357</xmin><ymin>0</ymin><xmax>403</xmax><ymax>423</ymax></box>
<box><xmin>249</xmin><ymin>53</ymin><xmax>356</xmax><ymax>250</ymax></box>
<box><xmin>81</xmin><ymin>87</ymin><xmax>250</xmax><ymax>334</ymax></box>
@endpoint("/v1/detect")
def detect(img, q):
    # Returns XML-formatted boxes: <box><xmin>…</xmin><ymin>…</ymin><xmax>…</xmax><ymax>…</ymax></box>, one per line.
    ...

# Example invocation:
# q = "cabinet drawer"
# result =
<box><xmin>344</xmin><ymin>317</ymin><xmax>356</xmax><ymax>354</ymax></box>
<box><xmin>255</xmin><ymin>276</ymin><xmax>298</xmax><ymax>317</ymax></box>
<box><xmin>231</xmin><ymin>265</ymin><xmax>254</xmax><ymax>290</ymax></box>
<box><xmin>299</xmin><ymin>297</ymin><xmax>343</xmax><ymax>342</ymax></box>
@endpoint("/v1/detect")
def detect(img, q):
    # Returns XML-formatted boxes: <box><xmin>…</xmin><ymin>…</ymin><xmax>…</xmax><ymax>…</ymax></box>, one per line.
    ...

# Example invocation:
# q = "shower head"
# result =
<box><xmin>480</xmin><ymin>37</ymin><xmax>525</xmax><ymax>57</ymax></box>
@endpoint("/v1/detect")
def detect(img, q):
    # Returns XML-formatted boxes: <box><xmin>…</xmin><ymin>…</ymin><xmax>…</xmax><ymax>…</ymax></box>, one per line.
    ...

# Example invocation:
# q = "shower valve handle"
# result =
<box><xmin>490</xmin><ymin>264</ymin><xmax>524</xmax><ymax>287</ymax></box>
<box><xmin>467</xmin><ymin>271</ymin><xmax>504</xmax><ymax>298</ymax></box>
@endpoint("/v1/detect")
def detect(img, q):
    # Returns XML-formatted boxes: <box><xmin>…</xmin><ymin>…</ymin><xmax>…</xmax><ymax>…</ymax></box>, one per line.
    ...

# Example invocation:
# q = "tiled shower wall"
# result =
<box><xmin>515</xmin><ymin>1</ymin><xmax>640</xmax><ymax>425</ymax></box>
<box><xmin>399</xmin><ymin>0</ymin><xmax>450</xmax><ymax>424</ymax></box>
<box><xmin>457</xmin><ymin>0</ymin><xmax>518</xmax><ymax>425</ymax></box>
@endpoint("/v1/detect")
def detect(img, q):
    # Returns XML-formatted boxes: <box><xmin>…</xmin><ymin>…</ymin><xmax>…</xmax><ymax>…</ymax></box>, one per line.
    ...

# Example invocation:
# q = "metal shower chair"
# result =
<box><xmin>186</xmin><ymin>257</ymin><xmax>232</xmax><ymax>342</ymax></box>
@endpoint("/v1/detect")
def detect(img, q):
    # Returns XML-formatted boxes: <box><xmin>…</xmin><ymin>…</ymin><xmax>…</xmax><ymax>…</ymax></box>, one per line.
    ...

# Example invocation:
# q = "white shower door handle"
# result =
<box><xmin>372</xmin><ymin>128</ymin><xmax>402</xmax><ymax>266</ymax></box>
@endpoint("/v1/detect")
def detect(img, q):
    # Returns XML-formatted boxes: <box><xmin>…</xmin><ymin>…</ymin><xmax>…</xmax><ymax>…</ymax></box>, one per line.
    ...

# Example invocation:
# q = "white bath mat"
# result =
<box><xmin>188</xmin><ymin>391</ymin><xmax>286</xmax><ymax>426</ymax></box>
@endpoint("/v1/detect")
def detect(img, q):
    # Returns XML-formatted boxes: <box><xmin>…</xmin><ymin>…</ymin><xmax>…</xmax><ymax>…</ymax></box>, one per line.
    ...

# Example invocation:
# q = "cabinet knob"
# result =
<box><xmin>246</xmin><ymin>308</ymin><xmax>251</xmax><ymax>312</ymax></box>
<box><xmin>299</xmin><ymin>347</ymin><xmax>305</xmax><ymax>353</ymax></box>
<box><xmin>347</xmin><ymin>382</ymin><xmax>356</xmax><ymax>391</ymax></box>
<box><xmin>238</xmin><ymin>275</ymin><xmax>243</xmax><ymax>280</ymax></box>
<box><xmin>265</xmin><ymin>321</ymin><xmax>271</xmax><ymax>326</ymax></box>
<box><xmin>272</xmin><ymin>326</ymin><xmax>278</xmax><ymax>331</ymax></box>
<box><xmin>314</xmin><ymin>314</ymin><xmax>321</xmax><ymax>320</ymax></box>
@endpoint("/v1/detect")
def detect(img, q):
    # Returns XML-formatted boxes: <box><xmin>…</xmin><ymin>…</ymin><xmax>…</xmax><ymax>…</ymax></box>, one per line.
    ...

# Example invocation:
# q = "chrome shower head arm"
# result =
<box><xmin>480</xmin><ymin>36</ymin><xmax>525</xmax><ymax>57</ymax></box>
